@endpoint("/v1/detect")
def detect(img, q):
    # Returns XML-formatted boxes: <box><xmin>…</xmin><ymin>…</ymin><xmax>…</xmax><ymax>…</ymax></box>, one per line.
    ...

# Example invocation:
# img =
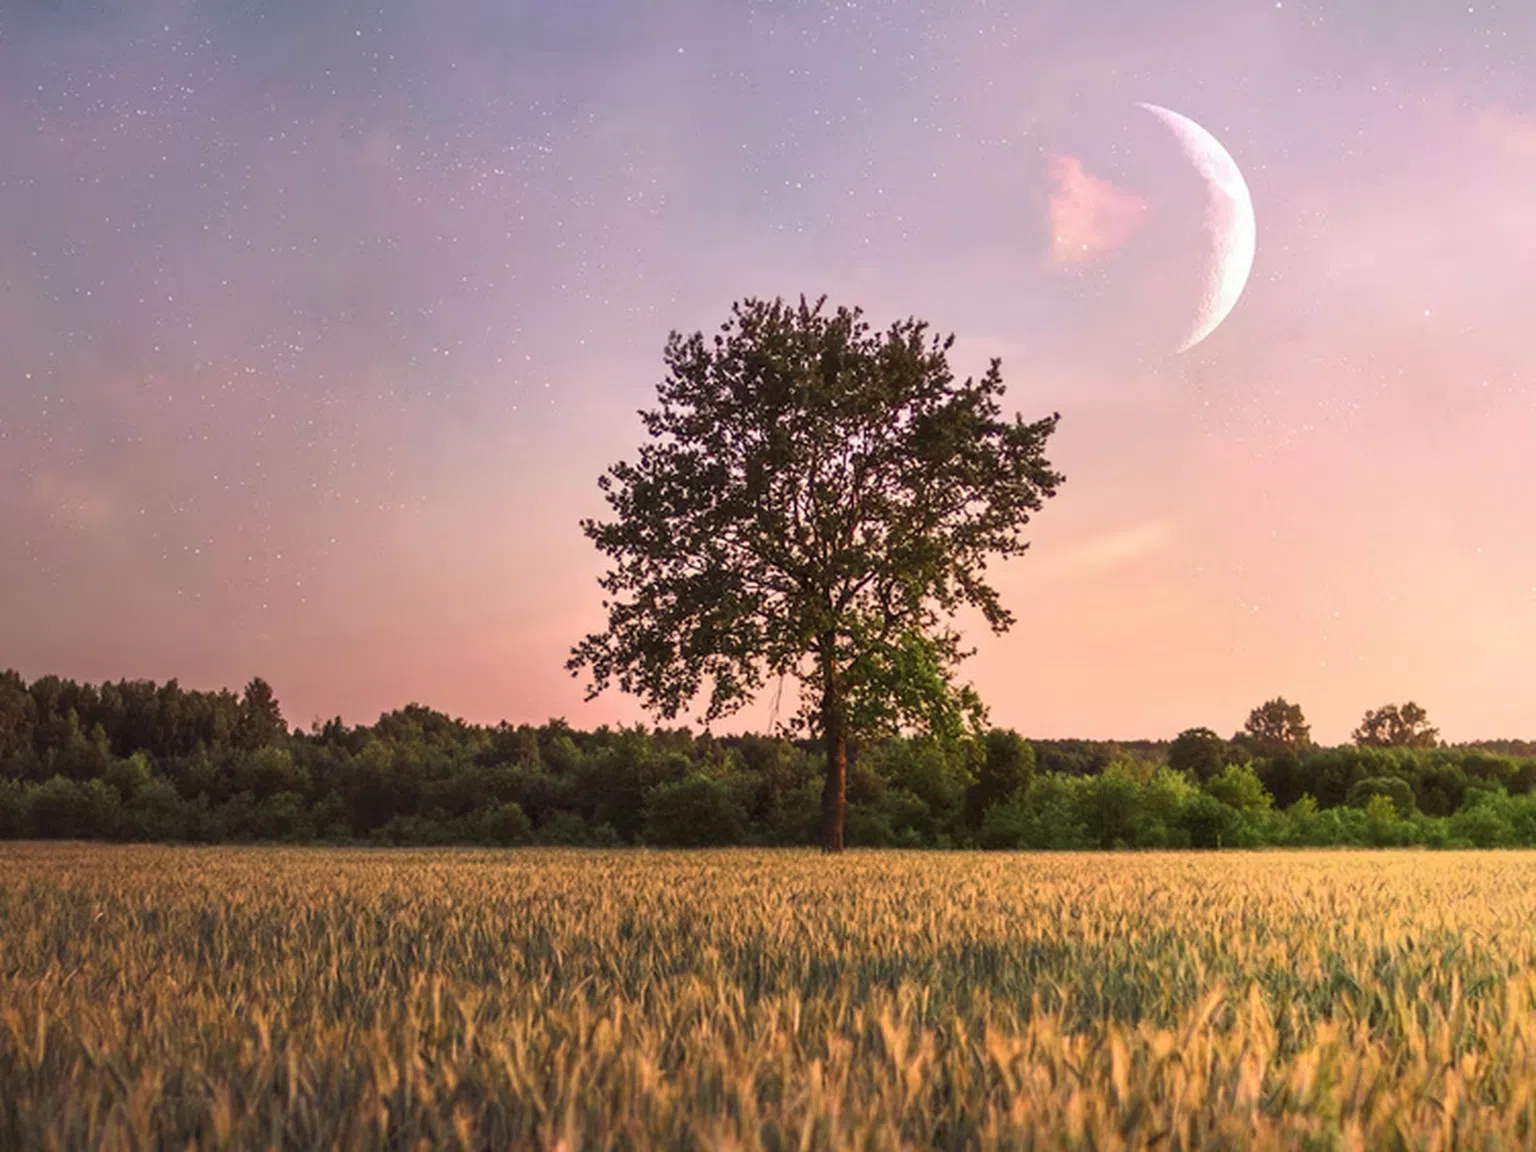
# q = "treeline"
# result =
<box><xmin>1</xmin><ymin>671</ymin><xmax>1534</xmax><ymax>849</ymax></box>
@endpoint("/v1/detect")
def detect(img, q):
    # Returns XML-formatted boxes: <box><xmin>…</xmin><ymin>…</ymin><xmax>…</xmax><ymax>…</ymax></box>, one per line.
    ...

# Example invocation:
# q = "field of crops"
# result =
<box><xmin>4</xmin><ymin>846</ymin><xmax>1536</xmax><ymax>1149</ymax></box>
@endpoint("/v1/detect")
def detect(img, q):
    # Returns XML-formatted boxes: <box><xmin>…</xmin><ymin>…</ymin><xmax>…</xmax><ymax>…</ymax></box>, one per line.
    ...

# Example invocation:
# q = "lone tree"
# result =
<box><xmin>568</xmin><ymin>296</ymin><xmax>1063</xmax><ymax>851</ymax></box>
<box><xmin>1353</xmin><ymin>702</ymin><xmax>1439</xmax><ymax>749</ymax></box>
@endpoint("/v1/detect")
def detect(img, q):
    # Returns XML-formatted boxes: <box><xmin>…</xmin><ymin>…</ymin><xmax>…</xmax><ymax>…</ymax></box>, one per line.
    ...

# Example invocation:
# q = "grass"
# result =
<box><xmin>4</xmin><ymin>845</ymin><xmax>1536</xmax><ymax>1148</ymax></box>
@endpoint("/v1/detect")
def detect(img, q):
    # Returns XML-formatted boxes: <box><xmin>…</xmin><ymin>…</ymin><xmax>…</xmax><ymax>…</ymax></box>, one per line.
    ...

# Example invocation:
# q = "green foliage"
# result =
<box><xmin>536</xmin><ymin>811</ymin><xmax>594</xmax><ymax>847</ymax></box>
<box><xmin>1179</xmin><ymin>793</ymin><xmax>1242</xmax><ymax>849</ymax></box>
<box><xmin>1081</xmin><ymin>765</ymin><xmax>1143</xmax><ymax>849</ymax></box>
<box><xmin>847</xmin><ymin>787</ymin><xmax>940</xmax><ymax>848</ymax></box>
<box><xmin>125</xmin><ymin>777</ymin><xmax>186</xmax><ymax>841</ymax></box>
<box><xmin>1353</xmin><ymin>702</ymin><xmax>1439</xmax><ymax>749</ymax></box>
<box><xmin>1139</xmin><ymin>768</ymin><xmax>1197</xmax><ymax>848</ymax></box>
<box><xmin>1450</xmin><ymin>791</ymin><xmax>1516</xmax><ymax>848</ymax></box>
<box><xmin>5</xmin><ymin>666</ymin><xmax>1536</xmax><ymax>852</ymax></box>
<box><xmin>976</xmin><ymin>774</ymin><xmax>1093</xmax><ymax>851</ymax></box>
<box><xmin>642</xmin><ymin>775</ymin><xmax>750</xmax><ymax>847</ymax></box>
<box><xmin>254</xmin><ymin>792</ymin><xmax>314</xmax><ymax>843</ymax></box>
<box><xmin>1346</xmin><ymin>776</ymin><xmax>1416</xmax><ymax>816</ymax></box>
<box><xmin>237</xmin><ymin>677</ymin><xmax>288</xmax><ymax>750</ymax></box>
<box><xmin>1255</xmin><ymin>751</ymin><xmax>1307</xmax><ymax>809</ymax></box>
<box><xmin>468</xmin><ymin>802</ymin><xmax>534</xmax><ymax>846</ymax></box>
<box><xmin>966</xmin><ymin>728</ymin><xmax>1035</xmax><ymax>826</ymax></box>
<box><xmin>1240</xmin><ymin>697</ymin><xmax>1312</xmax><ymax>757</ymax></box>
<box><xmin>1167</xmin><ymin>727</ymin><xmax>1228</xmax><ymax>783</ymax></box>
<box><xmin>1361</xmin><ymin>794</ymin><xmax>1410</xmax><ymax>847</ymax></box>
<box><xmin>1203</xmin><ymin>763</ymin><xmax>1272</xmax><ymax>815</ymax></box>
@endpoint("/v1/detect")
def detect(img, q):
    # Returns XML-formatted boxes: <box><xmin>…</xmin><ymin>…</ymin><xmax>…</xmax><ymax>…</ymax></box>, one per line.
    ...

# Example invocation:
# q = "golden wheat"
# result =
<box><xmin>4</xmin><ymin>845</ymin><xmax>1536</xmax><ymax>1149</ymax></box>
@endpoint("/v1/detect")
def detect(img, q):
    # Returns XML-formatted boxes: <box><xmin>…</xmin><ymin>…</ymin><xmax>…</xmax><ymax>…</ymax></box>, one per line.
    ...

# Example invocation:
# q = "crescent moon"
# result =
<box><xmin>1136</xmin><ymin>103</ymin><xmax>1256</xmax><ymax>353</ymax></box>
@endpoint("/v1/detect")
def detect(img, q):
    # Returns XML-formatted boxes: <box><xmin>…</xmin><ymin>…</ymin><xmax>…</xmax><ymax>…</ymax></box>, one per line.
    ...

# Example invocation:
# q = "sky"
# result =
<box><xmin>2</xmin><ymin>0</ymin><xmax>1534</xmax><ymax>745</ymax></box>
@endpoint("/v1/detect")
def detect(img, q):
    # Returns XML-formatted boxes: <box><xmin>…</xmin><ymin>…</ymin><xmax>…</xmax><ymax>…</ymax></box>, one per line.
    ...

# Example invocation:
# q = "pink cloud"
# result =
<box><xmin>1045</xmin><ymin>154</ymin><xmax>1149</xmax><ymax>267</ymax></box>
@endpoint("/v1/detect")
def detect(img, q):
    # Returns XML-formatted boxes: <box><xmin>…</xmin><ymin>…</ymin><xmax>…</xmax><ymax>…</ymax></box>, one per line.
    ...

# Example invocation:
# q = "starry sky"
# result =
<box><xmin>3</xmin><ymin>0</ymin><xmax>1534</xmax><ymax>744</ymax></box>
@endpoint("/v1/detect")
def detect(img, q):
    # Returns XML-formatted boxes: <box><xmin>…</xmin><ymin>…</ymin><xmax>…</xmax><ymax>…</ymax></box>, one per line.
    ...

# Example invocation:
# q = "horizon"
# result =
<box><xmin>4</xmin><ymin>2</ymin><xmax>1533</xmax><ymax>747</ymax></box>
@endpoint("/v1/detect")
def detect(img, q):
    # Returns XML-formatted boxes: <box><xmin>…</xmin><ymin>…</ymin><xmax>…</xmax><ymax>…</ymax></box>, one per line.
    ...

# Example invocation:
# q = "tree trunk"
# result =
<box><xmin>821</xmin><ymin>715</ymin><xmax>847</xmax><ymax>853</ymax></box>
<box><xmin>819</xmin><ymin>640</ymin><xmax>847</xmax><ymax>853</ymax></box>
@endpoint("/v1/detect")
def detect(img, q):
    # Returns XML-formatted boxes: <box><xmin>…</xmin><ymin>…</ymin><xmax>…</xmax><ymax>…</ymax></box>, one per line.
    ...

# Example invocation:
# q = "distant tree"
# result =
<box><xmin>1255</xmin><ymin>751</ymin><xmax>1308</xmax><ymax>810</ymax></box>
<box><xmin>1167</xmin><ymin>727</ymin><xmax>1228</xmax><ymax>783</ymax></box>
<box><xmin>1082</xmin><ymin>765</ymin><xmax>1142</xmax><ymax>849</ymax></box>
<box><xmin>1352</xmin><ymin>702</ymin><xmax>1439</xmax><ymax>749</ymax></box>
<box><xmin>0</xmin><ymin>670</ymin><xmax>38</xmax><ymax>768</ymax></box>
<box><xmin>237</xmin><ymin>678</ymin><xmax>287</xmax><ymax>751</ymax></box>
<box><xmin>569</xmin><ymin>295</ymin><xmax>1063</xmax><ymax>851</ymax></box>
<box><xmin>1239</xmin><ymin>697</ymin><xmax>1312</xmax><ymax>757</ymax></box>
<box><xmin>966</xmin><ymin>728</ymin><xmax>1036</xmax><ymax>825</ymax></box>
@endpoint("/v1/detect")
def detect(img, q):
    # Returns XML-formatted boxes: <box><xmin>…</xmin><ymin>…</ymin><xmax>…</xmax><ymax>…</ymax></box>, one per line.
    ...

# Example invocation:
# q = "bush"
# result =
<box><xmin>1362</xmin><ymin>794</ymin><xmax>1409</xmax><ymax>846</ymax></box>
<box><xmin>535</xmin><ymin>810</ymin><xmax>593</xmax><ymax>847</ymax></box>
<box><xmin>845</xmin><ymin>803</ymin><xmax>896</xmax><ymax>847</ymax></box>
<box><xmin>474</xmin><ymin>802</ymin><xmax>533</xmax><ymax>846</ymax></box>
<box><xmin>874</xmin><ymin>787</ymin><xmax>938</xmax><ymax>847</ymax></box>
<box><xmin>978</xmin><ymin>796</ymin><xmax>1029</xmax><ymax>850</ymax></box>
<box><xmin>28</xmin><ymin>776</ymin><xmax>95</xmax><ymax>838</ymax></box>
<box><xmin>253</xmin><ymin>791</ymin><xmax>315</xmax><ymax>842</ymax></box>
<box><xmin>1347</xmin><ymin>776</ymin><xmax>1415</xmax><ymax>816</ymax></box>
<box><xmin>105</xmin><ymin>752</ymin><xmax>155</xmax><ymax>802</ymax></box>
<box><xmin>1451</xmin><ymin>796</ymin><xmax>1513</xmax><ymax>848</ymax></box>
<box><xmin>1179</xmin><ymin>792</ymin><xmax>1241</xmax><ymax>849</ymax></box>
<box><xmin>374</xmin><ymin>814</ymin><xmax>454</xmax><ymax>846</ymax></box>
<box><xmin>762</xmin><ymin>780</ymin><xmax>821</xmax><ymax>846</ymax></box>
<box><xmin>1081</xmin><ymin>767</ymin><xmax>1142</xmax><ymax>849</ymax></box>
<box><xmin>1001</xmin><ymin>774</ymin><xmax>1093</xmax><ymax>850</ymax></box>
<box><xmin>1139</xmin><ymin>768</ymin><xmax>1197</xmax><ymax>848</ymax></box>
<box><xmin>0</xmin><ymin>779</ymin><xmax>27</xmax><ymax>838</ymax></box>
<box><xmin>124</xmin><ymin>777</ymin><xmax>189</xmax><ymax>841</ymax></box>
<box><xmin>642</xmin><ymin>775</ymin><xmax>749</xmax><ymax>847</ymax></box>
<box><xmin>1204</xmin><ymin>764</ymin><xmax>1272</xmax><ymax>815</ymax></box>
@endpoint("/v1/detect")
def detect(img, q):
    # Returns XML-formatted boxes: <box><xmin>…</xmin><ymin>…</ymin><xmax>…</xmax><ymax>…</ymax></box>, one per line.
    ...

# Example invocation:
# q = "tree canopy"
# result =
<box><xmin>568</xmin><ymin>295</ymin><xmax>1064</xmax><ymax>849</ymax></box>
<box><xmin>1239</xmin><ymin>697</ymin><xmax>1312</xmax><ymax>757</ymax></box>
<box><xmin>1353</xmin><ymin>702</ymin><xmax>1440</xmax><ymax>749</ymax></box>
<box><xmin>1167</xmin><ymin>727</ymin><xmax>1229</xmax><ymax>783</ymax></box>
<box><xmin>3</xmin><ymin>668</ymin><xmax>1535</xmax><ymax>851</ymax></box>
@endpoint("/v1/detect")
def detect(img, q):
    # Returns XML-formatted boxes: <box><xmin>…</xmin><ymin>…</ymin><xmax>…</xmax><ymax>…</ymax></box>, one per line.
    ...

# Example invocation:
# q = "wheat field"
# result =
<box><xmin>4</xmin><ymin>846</ymin><xmax>1536</xmax><ymax>1149</ymax></box>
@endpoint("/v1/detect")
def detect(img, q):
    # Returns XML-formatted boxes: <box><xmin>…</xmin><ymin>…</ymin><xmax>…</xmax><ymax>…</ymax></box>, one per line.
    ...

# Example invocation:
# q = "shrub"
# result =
<box><xmin>1347</xmin><ymin>776</ymin><xmax>1415</xmax><ymax>816</ymax></box>
<box><xmin>1179</xmin><ymin>793</ymin><xmax>1241</xmax><ymax>849</ymax></box>
<box><xmin>1451</xmin><ymin>797</ymin><xmax>1513</xmax><ymax>849</ymax></box>
<box><xmin>126</xmin><ymin>777</ymin><xmax>189</xmax><ymax>842</ymax></box>
<box><xmin>536</xmin><ymin>810</ymin><xmax>593</xmax><ymax>847</ymax></box>
<box><xmin>475</xmin><ymin>802</ymin><xmax>533</xmax><ymax>846</ymax></box>
<box><xmin>28</xmin><ymin>776</ymin><xmax>94</xmax><ymax>838</ymax></box>
<box><xmin>1083</xmin><ymin>766</ymin><xmax>1150</xmax><ymax>849</ymax></box>
<box><xmin>1204</xmin><ymin>764</ymin><xmax>1272</xmax><ymax>815</ymax></box>
<box><xmin>1014</xmin><ymin>774</ymin><xmax>1093</xmax><ymax>850</ymax></box>
<box><xmin>253</xmin><ymin>791</ymin><xmax>315</xmax><ymax>842</ymax></box>
<box><xmin>643</xmin><ymin>775</ymin><xmax>750</xmax><ymax>847</ymax></box>
<box><xmin>1362</xmin><ymin>794</ymin><xmax>1409</xmax><ymax>847</ymax></box>
<box><xmin>0</xmin><ymin>779</ymin><xmax>27</xmax><ymax>838</ymax></box>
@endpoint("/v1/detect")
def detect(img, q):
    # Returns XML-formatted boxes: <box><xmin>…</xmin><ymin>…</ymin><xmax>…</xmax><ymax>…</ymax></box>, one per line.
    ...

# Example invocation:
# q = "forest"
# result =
<box><xmin>2</xmin><ymin>669</ymin><xmax>1535</xmax><ymax>849</ymax></box>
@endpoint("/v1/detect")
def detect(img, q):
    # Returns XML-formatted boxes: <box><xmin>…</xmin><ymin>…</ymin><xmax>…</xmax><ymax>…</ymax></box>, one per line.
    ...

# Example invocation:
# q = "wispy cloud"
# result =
<box><xmin>29</xmin><ymin>472</ymin><xmax>118</xmax><ymax>531</ymax></box>
<box><xmin>1032</xmin><ymin>520</ymin><xmax>1173</xmax><ymax>580</ymax></box>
